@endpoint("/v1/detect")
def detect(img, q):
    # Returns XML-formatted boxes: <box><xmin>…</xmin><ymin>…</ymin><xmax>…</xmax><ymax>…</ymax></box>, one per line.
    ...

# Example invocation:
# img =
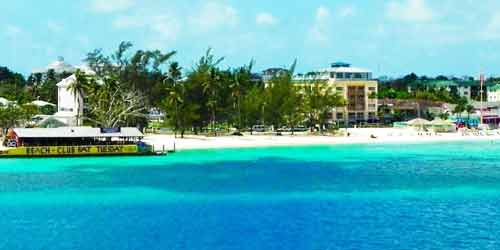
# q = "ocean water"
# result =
<box><xmin>1</xmin><ymin>141</ymin><xmax>500</xmax><ymax>249</ymax></box>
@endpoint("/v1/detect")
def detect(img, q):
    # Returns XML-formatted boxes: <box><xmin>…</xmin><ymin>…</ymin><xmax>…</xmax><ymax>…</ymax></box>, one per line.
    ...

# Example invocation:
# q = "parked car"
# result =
<box><xmin>292</xmin><ymin>125</ymin><xmax>308</xmax><ymax>132</ymax></box>
<box><xmin>252</xmin><ymin>125</ymin><xmax>267</xmax><ymax>132</ymax></box>
<box><xmin>277</xmin><ymin>126</ymin><xmax>291</xmax><ymax>132</ymax></box>
<box><xmin>277</xmin><ymin>125</ymin><xmax>308</xmax><ymax>133</ymax></box>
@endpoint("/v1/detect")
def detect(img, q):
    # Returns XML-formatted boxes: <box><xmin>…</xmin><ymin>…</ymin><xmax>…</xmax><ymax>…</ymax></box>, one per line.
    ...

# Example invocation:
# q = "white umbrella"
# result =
<box><xmin>407</xmin><ymin>118</ymin><xmax>430</xmax><ymax>126</ymax></box>
<box><xmin>429</xmin><ymin>118</ymin><xmax>454</xmax><ymax>126</ymax></box>
<box><xmin>407</xmin><ymin>118</ymin><xmax>431</xmax><ymax>131</ymax></box>
<box><xmin>30</xmin><ymin>100</ymin><xmax>56</xmax><ymax>107</ymax></box>
<box><xmin>0</xmin><ymin>97</ymin><xmax>10</xmax><ymax>106</ymax></box>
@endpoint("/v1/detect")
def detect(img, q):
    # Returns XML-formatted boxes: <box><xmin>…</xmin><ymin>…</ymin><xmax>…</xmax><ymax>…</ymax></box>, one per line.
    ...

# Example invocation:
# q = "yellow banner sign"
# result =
<box><xmin>0</xmin><ymin>145</ymin><xmax>140</xmax><ymax>157</ymax></box>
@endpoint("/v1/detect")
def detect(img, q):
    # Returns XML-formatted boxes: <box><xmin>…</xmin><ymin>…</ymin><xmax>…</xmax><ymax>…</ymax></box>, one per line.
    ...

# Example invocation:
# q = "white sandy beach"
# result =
<box><xmin>143</xmin><ymin>128</ymin><xmax>500</xmax><ymax>151</ymax></box>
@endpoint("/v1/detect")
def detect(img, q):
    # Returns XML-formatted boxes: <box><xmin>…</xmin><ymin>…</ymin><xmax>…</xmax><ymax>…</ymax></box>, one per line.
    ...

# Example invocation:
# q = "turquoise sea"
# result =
<box><xmin>2</xmin><ymin>141</ymin><xmax>500</xmax><ymax>249</ymax></box>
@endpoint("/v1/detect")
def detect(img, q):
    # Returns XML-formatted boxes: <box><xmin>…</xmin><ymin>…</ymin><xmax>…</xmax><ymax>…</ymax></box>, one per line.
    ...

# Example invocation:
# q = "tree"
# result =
<box><xmin>0</xmin><ymin>104</ymin><xmax>38</xmax><ymax>130</ymax></box>
<box><xmin>164</xmin><ymin>62</ymin><xmax>183</xmax><ymax>137</ymax></box>
<box><xmin>438</xmin><ymin>112</ymin><xmax>450</xmax><ymax>120</ymax></box>
<box><xmin>453</xmin><ymin>98</ymin><xmax>468</xmax><ymax>120</ymax></box>
<box><xmin>465</xmin><ymin>104</ymin><xmax>474</xmax><ymax>125</ymax></box>
<box><xmin>68</xmin><ymin>69</ymin><xmax>88</xmax><ymax>126</ymax></box>
<box><xmin>262</xmin><ymin>60</ymin><xmax>299</xmax><ymax>130</ymax></box>
<box><xmin>80</xmin><ymin>74</ymin><xmax>146</xmax><ymax>128</ymax></box>
<box><xmin>303</xmin><ymin>80</ymin><xmax>346</xmax><ymax>133</ymax></box>
<box><xmin>163</xmin><ymin>83</ymin><xmax>200</xmax><ymax>138</ymax></box>
<box><xmin>85</xmin><ymin>41</ymin><xmax>177</xmax><ymax>109</ymax></box>
<box><xmin>230</xmin><ymin>60</ymin><xmax>254</xmax><ymax>130</ymax></box>
<box><xmin>241</xmin><ymin>86</ymin><xmax>265</xmax><ymax>133</ymax></box>
<box><xmin>188</xmin><ymin>48</ymin><xmax>224</xmax><ymax>135</ymax></box>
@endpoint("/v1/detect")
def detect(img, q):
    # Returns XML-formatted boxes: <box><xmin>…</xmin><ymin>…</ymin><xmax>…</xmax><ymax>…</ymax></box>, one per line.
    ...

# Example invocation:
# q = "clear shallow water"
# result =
<box><xmin>2</xmin><ymin>141</ymin><xmax>500</xmax><ymax>249</ymax></box>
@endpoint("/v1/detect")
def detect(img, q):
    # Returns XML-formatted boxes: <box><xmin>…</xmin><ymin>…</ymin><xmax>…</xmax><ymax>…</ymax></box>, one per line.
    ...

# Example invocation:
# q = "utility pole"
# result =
<box><xmin>480</xmin><ymin>72</ymin><xmax>485</xmax><ymax>125</ymax></box>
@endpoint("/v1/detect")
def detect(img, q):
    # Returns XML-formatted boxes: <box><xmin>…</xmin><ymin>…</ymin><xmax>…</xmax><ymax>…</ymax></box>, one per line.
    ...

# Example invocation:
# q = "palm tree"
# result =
<box><xmin>69</xmin><ymin>69</ymin><xmax>88</xmax><ymax>126</ymax></box>
<box><xmin>202</xmin><ymin>67</ymin><xmax>220</xmax><ymax>136</ymax></box>
<box><xmin>231</xmin><ymin>60</ymin><xmax>253</xmax><ymax>130</ymax></box>
<box><xmin>166</xmin><ymin>62</ymin><xmax>182</xmax><ymax>138</ymax></box>
<box><xmin>465</xmin><ymin>104</ymin><xmax>474</xmax><ymax>127</ymax></box>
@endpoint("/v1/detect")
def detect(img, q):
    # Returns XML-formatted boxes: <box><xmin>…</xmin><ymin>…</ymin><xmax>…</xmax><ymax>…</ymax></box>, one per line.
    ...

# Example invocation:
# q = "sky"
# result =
<box><xmin>1</xmin><ymin>0</ymin><xmax>500</xmax><ymax>78</ymax></box>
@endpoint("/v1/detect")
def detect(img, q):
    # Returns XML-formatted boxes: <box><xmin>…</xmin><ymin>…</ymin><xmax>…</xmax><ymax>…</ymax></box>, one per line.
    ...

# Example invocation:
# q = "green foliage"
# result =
<box><xmin>0</xmin><ymin>104</ymin><xmax>38</xmax><ymax>129</ymax></box>
<box><xmin>302</xmin><ymin>81</ymin><xmax>346</xmax><ymax>133</ymax></box>
<box><xmin>85</xmin><ymin>41</ymin><xmax>177</xmax><ymax>108</ymax></box>
<box><xmin>75</xmin><ymin>72</ymin><xmax>146</xmax><ymax>128</ymax></box>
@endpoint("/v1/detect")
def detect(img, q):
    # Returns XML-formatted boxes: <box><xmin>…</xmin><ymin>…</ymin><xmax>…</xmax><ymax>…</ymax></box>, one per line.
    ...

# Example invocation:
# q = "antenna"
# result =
<box><xmin>480</xmin><ymin>69</ymin><xmax>485</xmax><ymax>125</ymax></box>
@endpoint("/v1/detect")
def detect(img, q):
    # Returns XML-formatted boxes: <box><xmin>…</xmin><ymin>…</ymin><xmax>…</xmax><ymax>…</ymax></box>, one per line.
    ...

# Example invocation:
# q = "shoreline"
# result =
<box><xmin>143</xmin><ymin>128</ymin><xmax>500</xmax><ymax>151</ymax></box>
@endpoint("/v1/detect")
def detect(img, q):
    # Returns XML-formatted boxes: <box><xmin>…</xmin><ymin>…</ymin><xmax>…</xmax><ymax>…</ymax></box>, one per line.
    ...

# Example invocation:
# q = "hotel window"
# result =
<box><xmin>337</xmin><ymin>113</ymin><xmax>344</xmax><ymax>120</ymax></box>
<box><xmin>336</xmin><ymin>87</ymin><xmax>344</xmax><ymax>91</ymax></box>
<box><xmin>354</xmin><ymin>73</ymin><xmax>363</xmax><ymax>79</ymax></box>
<box><xmin>368</xmin><ymin>104</ymin><xmax>377</xmax><ymax>108</ymax></box>
<box><xmin>336</xmin><ymin>73</ymin><xmax>344</xmax><ymax>79</ymax></box>
<box><xmin>368</xmin><ymin>87</ymin><xmax>376</xmax><ymax>91</ymax></box>
<box><xmin>345</xmin><ymin>73</ymin><xmax>353</xmax><ymax>79</ymax></box>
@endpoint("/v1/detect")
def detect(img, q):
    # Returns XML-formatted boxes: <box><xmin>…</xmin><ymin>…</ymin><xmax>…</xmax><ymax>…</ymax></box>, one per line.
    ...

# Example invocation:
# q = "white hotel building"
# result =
<box><xmin>294</xmin><ymin>62</ymin><xmax>378</xmax><ymax>124</ymax></box>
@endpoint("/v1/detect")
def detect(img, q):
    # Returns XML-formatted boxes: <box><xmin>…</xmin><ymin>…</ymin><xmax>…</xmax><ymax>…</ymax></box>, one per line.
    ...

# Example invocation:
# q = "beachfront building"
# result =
<box><xmin>53</xmin><ymin>74</ymin><xmax>84</xmax><ymax>126</ymax></box>
<box><xmin>1</xmin><ymin>127</ymin><xmax>154</xmax><ymax>157</ymax></box>
<box><xmin>407</xmin><ymin>80</ymin><xmax>476</xmax><ymax>101</ymax></box>
<box><xmin>377</xmin><ymin>99</ymin><xmax>447</xmax><ymax>124</ymax></box>
<box><xmin>487</xmin><ymin>84</ymin><xmax>500</xmax><ymax>102</ymax></box>
<box><xmin>262</xmin><ymin>68</ymin><xmax>289</xmax><ymax>82</ymax></box>
<box><xmin>31</xmin><ymin>58</ymin><xmax>95</xmax><ymax>127</ymax></box>
<box><xmin>294</xmin><ymin>62</ymin><xmax>378</xmax><ymax>125</ymax></box>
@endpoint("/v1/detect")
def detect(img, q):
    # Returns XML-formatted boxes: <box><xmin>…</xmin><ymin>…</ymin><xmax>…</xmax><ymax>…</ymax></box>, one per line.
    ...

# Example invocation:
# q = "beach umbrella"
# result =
<box><xmin>407</xmin><ymin>118</ymin><xmax>430</xmax><ymax>126</ymax></box>
<box><xmin>429</xmin><ymin>118</ymin><xmax>454</xmax><ymax>132</ymax></box>
<box><xmin>407</xmin><ymin>118</ymin><xmax>430</xmax><ymax>131</ymax></box>
<box><xmin>429</xmin><ymin>118</ymin><xmax>454</xmax><ymax>126</ymax></box>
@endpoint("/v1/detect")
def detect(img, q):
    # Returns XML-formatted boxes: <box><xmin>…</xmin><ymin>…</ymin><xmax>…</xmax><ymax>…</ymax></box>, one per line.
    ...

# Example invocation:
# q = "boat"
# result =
<box><xmin>0</xmin><ymin>127</ymin><xmax>156</xmax><ymax>157</ymax></box>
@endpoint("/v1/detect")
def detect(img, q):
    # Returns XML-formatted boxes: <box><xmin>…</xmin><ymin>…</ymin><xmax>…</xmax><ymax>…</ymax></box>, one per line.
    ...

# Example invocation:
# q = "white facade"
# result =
<box><xmin>53</xmin><ymin>75</ymin><xmax>84</xmax><ymax>126</ymax></box>
<box><xmin>488</xmin><ymin>85</ymin><xmax>500</xmax><ymax>102</ymax></box>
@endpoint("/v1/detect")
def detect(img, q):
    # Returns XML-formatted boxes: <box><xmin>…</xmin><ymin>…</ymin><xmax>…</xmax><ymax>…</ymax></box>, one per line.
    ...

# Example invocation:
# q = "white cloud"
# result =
<box><xmin>308</xmin><ymin>6</ymin><xmax>332</xmax><ymax>43</ymax></box>
<box><xmin>256</xmin><ymin>12</ymin><xmax>278</xmax><ymax>25</ymax></box>
<box><xmin>76</xmin><ymin>35</ymin><xmax>90</xmax><ymax>47</ymax></box>
<box><xmin>150</xmin><ymin>16</ymin><xmax>181</xmax><ymax>41</ymax></box>
<box><xmin>386</xmin><ymin>0</ymin><xmax>434</xmax><ymax>22</ymax></box>
<box><xmin>47</xmin><ymin>21</ymin><xmax>63</xmax><ymax>33</ymax></box>
<box><xmin>90</xmin><ymin>0</ymin><xmax>135</xmax><ymax>13</ymax></box>
<box><xmin>5</xmin><ymin>25</ymin><xmax>22</xmax><ymax>37</ymax></box>
<box><xmin>4</xmin><ymin>25</ymin><xmax>24</xmax><ymax>39</ymax></box>
<box><xmin>113</xmin><ymin>15</ymin><xmax>143</xmax><ymax>29</ymax></box>
<box><xmin>189</xmin><ymin>1</ymin><xmax>238</xmax><ymax>32</ymax></box>
<box><xmin>481</xmin><ymin>14</ymin><xmax>500</xmax><ymax>40</ymax></box>
<box><xmin>337</xmin><ymin>5</ymin><xmax>356</xmax><ymax>18</ymax></box>
<box><xmin>113</xmin><ymin>14</ymin><xmax>181</xmax><ymax>44</ymax></box>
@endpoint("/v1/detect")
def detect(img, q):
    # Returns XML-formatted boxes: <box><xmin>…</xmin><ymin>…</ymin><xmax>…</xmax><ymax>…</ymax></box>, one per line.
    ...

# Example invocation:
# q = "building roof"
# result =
<box><xmin>319</xmin><ymin>66</ymin><xmax>371</xmax><ymax>74</ymax></box>
<box><xmin>56</xmin><ymin>74</ymin><xmax>77</xmax><ymax>88</ymax></box>
<box><xmin>331</xmin><ymin>62</ymin><xmax>351</xmax><ymax>68</ymax></box>
<box><xmin>409</xmin><ymin>80</ymin><xmax>478</xmax><ymax>88</ymax></box>
<box><xmin>13</xmin><ymin>127</ymin><xmax>143</xmax><ymax>138</ymax></box>
<box><xmin>470</xmin><ymin>101</ymin><xmax>500</xmax><ymax>109</ymax></box>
